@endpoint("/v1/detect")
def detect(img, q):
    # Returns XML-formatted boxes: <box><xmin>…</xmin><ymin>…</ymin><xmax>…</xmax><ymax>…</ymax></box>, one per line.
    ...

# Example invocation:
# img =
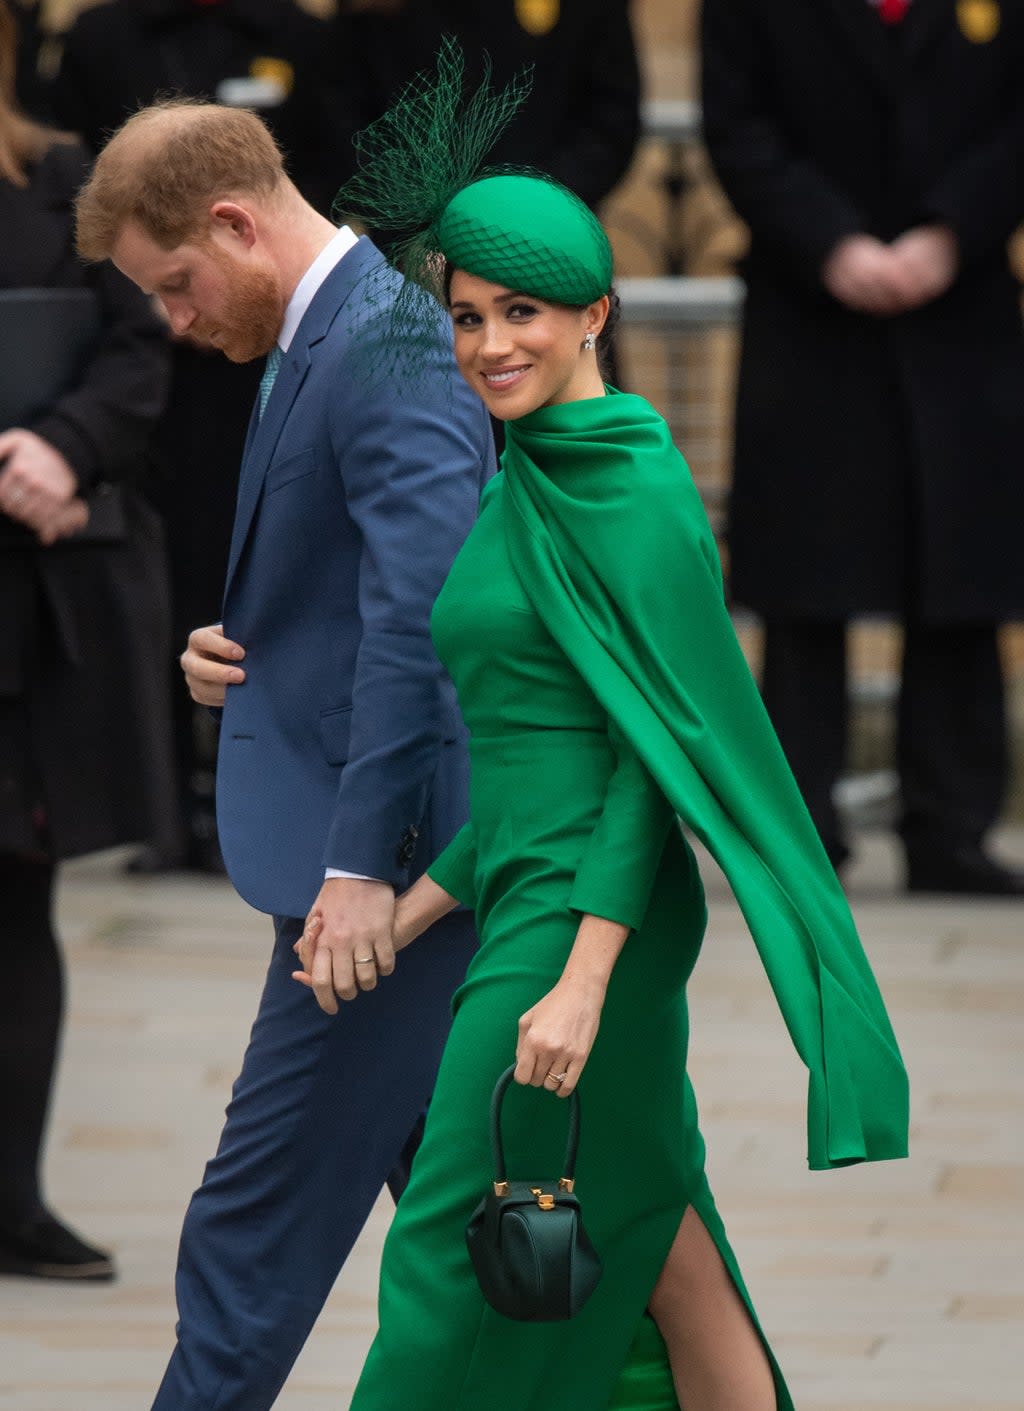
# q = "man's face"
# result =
<box><xmin>111</xmin><ymin>217</ymin><xmax>286</xmax><ymax>363</ymax></box>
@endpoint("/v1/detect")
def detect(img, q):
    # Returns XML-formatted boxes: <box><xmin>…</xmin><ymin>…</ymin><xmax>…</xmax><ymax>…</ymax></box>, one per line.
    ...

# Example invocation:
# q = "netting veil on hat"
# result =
<box><xmin>333</xmin><ymin>38</ymin><xmax>614</xmax><ymax>321</ymax></box>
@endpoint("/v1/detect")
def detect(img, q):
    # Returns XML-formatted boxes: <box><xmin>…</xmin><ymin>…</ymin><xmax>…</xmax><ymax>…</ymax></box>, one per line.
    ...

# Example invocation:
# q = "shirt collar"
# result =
<box><xmin>277</xmin><ymin>224</ymin><xmax>359</xmax><ymax>354</ymax></box>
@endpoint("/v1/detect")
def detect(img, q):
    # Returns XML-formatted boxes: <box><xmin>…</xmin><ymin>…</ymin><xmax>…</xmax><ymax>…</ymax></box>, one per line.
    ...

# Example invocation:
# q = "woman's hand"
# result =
<box><xmin>514</xmin><ymin>971</ymin><xmax>607</xmax><ymax>1098</ymax></box>
<box><xmin>35</xmin><ymin>497</ymin><xmax>90</xmax><ymax>546</ymax></box>
<box><xmin>0</xmin><ymin>428</ymin><xmax>77</xmax><ymax>531</ymax></box>
<box><xmin>514</xmin><ymin>913</ymin><xmax>630</xmax><ymax>1098</ymax></box>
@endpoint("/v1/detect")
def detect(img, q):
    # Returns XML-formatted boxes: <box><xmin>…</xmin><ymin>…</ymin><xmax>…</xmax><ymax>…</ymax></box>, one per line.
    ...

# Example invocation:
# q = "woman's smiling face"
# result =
<box><xmin>448</xmin><ymin>270</ymin><xmax>608</xmax><ymax>421</ymax></box>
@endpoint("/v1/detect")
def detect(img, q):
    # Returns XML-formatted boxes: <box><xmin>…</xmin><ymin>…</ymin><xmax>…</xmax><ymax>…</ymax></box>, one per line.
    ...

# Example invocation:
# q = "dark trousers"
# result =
<box><xmin>151</xmin><ymin>908</ymin><xmax>477</xmax><ymax>1411</ymax></box>
<box><xmin>0</xmin><ymin>856</ymin><xmax>61</xmax><ymax>1226</ymax></box>
<box><xmin>761</xmin><ymin>620</ymin><xmax>1008</xmax><ymax>862</ymax></box>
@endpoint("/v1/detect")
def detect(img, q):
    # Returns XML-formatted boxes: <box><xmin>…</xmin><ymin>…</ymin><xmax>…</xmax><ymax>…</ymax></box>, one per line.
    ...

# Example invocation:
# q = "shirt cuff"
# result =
<box><xmin>324</xmin><ymin>869</ymin><xmax>386</xmax><ymax>883</ymax></box>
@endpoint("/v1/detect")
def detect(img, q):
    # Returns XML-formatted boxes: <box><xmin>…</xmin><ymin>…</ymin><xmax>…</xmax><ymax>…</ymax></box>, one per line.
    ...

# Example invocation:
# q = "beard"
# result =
<box><xmin>190</xmin><ymin>254</ymin><xmax>285</xmax><ymax>364</ymax></box>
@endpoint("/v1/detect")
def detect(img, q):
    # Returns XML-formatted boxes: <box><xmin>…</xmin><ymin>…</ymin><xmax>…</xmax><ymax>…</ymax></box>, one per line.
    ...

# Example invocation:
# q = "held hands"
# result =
<box><xmin>292</xmin><ymin>872</ymin><xmax>460</xmax><ymax>1014</ymax></box>
<box><xmin>822</xmin><ymin>225</ymin><xmax>959</xmax><ymax>316</ymax></box>
<box><xmin>180</xmin><ymin>623</ymin><xmax>247</xmax><ymax>706</ymax></box>
<box><xmin>0</xmin><ymin>428</ymin><xmax>82</xmax><ymax>542</ymax></box>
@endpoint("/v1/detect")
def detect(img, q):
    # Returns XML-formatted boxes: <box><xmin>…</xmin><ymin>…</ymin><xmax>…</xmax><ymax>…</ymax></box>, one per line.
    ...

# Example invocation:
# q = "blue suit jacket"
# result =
<box><xmin>216</xmin><ymin>238</ymin><xmax>495</xmax><ymax>917</ymax></box>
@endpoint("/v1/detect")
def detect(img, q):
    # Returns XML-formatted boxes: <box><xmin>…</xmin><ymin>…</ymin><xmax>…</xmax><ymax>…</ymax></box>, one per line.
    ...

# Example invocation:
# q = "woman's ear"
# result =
<box><xmin>584</xmin><ymin>294</ymin><xmax>611</xmax><ymax>339</ymax></box>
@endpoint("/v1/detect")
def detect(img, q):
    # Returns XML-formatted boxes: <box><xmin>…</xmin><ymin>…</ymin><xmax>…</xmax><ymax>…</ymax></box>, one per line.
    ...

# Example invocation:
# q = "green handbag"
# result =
<box><xmin>465</xmin><ymin>1065</ymin><xmax>603</xmax><ymax>1322</ymax></box>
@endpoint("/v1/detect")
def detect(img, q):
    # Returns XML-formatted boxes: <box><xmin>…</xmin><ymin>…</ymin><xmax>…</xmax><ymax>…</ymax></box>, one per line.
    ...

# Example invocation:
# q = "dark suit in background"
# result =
<box><xmin>0</xmin><ymin>138</ymin><xmax>171</xmax><ymax>1275</ymax></box>
<box><xmin>701</xmin><ymin>0</ymin><xmax>1024</xmax><ymax>886</ymax></box>
<box><xmin>50</xmin><ymin>0</ymin><xmax>337</xmax><ymax>870</ymax></box>
<box><xmin>328</xmin><ymin>0</ymin><xmax>641</xmax><ymax>208</ymax></box>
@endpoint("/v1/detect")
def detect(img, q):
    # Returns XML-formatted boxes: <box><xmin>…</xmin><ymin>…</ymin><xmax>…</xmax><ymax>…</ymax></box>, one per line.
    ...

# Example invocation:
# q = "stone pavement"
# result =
<box><xmin>2</xmin><ymin>833</ymin><xmax>1023</xmax><ymax>1411</ymax></box>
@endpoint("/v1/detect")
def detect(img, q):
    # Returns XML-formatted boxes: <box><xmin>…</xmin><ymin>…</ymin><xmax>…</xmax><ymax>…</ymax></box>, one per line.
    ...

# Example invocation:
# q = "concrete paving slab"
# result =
<box><xmin>3</xmin><ymin>832</ymin><xmax>1023</xmax><ymax>1410</ymax></box>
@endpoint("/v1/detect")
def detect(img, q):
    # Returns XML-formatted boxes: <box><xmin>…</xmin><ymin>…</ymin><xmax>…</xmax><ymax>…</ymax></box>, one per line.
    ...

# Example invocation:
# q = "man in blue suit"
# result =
<box><xmin>76</xmin><ymin>99</ymin><xmax>494</xmax><ymax>1409</ymax></box>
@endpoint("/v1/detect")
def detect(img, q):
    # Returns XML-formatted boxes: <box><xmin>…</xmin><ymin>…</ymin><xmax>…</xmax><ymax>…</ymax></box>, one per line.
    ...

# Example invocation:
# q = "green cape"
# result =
<box><xmin>501</xmin><ymin>389</ymin><xmax>909</xmax><ymax>1171</ymax></box>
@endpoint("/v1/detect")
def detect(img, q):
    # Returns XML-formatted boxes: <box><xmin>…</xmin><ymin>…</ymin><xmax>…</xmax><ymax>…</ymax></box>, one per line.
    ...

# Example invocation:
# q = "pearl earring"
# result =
<box><xmin>583</xmin><ymin>332</ymin><xmax>596</xmax><ymax>351</ymax></box>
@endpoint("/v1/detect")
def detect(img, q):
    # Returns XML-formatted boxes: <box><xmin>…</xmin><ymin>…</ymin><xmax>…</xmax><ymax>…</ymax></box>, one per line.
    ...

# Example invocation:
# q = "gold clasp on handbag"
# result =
<box><xmin>531</xmin><ymin>1188</ymin><xmax>556</xmax><ymax>1210</ymax></box>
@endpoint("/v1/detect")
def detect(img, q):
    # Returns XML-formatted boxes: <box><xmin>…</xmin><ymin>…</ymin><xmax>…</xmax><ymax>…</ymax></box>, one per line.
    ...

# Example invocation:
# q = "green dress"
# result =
<box><xmin>348</xmin><ymin>391</ymin><xmax>909</xmax><ymax>1411</ymax></box>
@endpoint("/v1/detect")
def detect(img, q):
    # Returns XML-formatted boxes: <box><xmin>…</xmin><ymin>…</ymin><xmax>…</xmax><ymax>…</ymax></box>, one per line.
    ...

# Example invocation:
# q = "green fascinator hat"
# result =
<box><xmin>334</xmin><ymin>39</ymin><xmax>613</xmax><ymax>311</ymax></box>
<box><xmin>437</xmin><ymin>174</ymin><xmax>612</xmax><ymax>306</ymax></box>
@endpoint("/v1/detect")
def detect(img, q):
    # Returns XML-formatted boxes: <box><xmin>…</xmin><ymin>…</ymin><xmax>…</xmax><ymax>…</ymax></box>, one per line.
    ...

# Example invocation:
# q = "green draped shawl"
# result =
<box><xmin>490</xmin><ymin>388</ymin><xmax>909</xmax><ymax>1172</ymax></box>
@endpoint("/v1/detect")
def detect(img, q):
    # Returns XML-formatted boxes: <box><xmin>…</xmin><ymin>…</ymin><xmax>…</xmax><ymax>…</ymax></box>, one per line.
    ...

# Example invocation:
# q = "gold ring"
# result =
<box><xmin>547</xmin><ymin>1071</ymin><xmax>568</xmax><ymax>1084</ymax></box>
<box><xmin>354</xmin><ymin>956</ymin><xmax>376</xmax><ymax>965</ymax></box>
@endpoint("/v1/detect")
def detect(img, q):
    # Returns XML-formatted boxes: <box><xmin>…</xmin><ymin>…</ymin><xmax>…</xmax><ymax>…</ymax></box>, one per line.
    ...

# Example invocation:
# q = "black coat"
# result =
<box><xmin>49</xmin><ymin>0</ymin><xmax>342</xmax><ymax>634</ymax></box>
<box><xmin>329</xmin><ymin>0</ymin><xmax>641</xmax><ymax>209</ymax></box>
<box><xmin>701</xmin><ymin>0</ymin><xmax>1024</xmax><ymax>622</ymax></box>
<box><xmin>0</xmin><ymin>141</ymin><xmax>175</xmax><ymax>859</ymax></box>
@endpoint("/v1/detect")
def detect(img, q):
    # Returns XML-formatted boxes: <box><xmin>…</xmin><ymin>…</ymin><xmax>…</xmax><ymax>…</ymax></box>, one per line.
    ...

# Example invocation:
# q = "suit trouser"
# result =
<box><xmin>151</xmin><ymin>909</ymin><xmax>477</xmax><ymax>1411</ymax></box>
<box><xmin>760</xmin><ymin>619</ymin><xmax>1008</xmax><ymax>862</ymax></box>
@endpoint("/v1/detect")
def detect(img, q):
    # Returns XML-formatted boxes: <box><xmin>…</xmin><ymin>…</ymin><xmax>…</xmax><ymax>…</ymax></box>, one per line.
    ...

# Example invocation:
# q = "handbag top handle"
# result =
<box><xmin>489</xmin><ymin>1065</ymin><xmax>581</xmax><ymax>1195</ymax></box>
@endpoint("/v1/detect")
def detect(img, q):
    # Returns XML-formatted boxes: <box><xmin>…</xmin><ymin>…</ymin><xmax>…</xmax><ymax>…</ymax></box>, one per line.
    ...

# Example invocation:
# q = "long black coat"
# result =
<box><xmin>0</xmin><ymin>141</ymin><xmax>174</xmax><ymax>859</ymax></box>
<box><xmin>50</xmin><ymin>0</ymin><xmax>342</xmax><ymax>636</ymax></box>
<box><xmin>701</xmin><ymin>0</ymin><xmax>1024</xmax><ymax>622</ymax></box>
<box><xmin>328</xmin><ymin>0</ymin><xmax>641</xmax><ymax>209</ymax></box>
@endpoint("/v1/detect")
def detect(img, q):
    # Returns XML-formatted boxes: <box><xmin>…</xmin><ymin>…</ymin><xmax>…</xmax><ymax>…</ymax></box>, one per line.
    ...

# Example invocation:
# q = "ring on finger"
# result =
<box><xmin>547</xmin><ymin>1070</ymin><xmax>568</xmax><ymax>1085</ymax></box>
<box><xmin>354</xmin><ymin>955</ymin><xmax>376</xmax><ymax>966</ymax></box>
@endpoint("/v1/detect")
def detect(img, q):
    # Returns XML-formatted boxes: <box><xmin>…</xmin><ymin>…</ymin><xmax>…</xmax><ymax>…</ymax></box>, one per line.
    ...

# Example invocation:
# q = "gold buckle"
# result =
<box><xmin>531</xmin><ymin>1187</ymin><xmax>556</xmax><ymax>1210</ymax></box>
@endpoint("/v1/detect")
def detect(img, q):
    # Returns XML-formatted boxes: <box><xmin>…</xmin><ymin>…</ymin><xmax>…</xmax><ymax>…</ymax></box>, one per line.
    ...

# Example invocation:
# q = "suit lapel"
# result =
<box><xmin>819</xmin><ymin>0</ymin><xmax>902</xmax><ymax>96</ymax></box>
<box><xmin>222</xmin><ymin>237</ymin><xmax>385</xmax><ymax>599</ymax></box>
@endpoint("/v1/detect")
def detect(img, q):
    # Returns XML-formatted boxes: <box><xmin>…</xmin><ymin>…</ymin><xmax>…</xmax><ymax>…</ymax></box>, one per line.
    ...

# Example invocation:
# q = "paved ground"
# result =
<box><xmin>2</xmin><ymin>832</ymin><xmax>1023</xmax><ymax>1411</ymax></box>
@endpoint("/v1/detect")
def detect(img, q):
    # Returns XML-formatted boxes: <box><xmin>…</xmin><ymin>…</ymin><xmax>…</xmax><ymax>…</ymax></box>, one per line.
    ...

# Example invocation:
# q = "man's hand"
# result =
<box><xmin>822</xmin><ymin>235</ymin><xmax>908</xmax><ymax>316</ymax></box>
<box><xmin>824</xmin><ymin>226</ymin><xmax>959</xmax><ymax>316</ymax></box>
<box><xmin>180</xmin><ymin>623</ymin><xmax>246</xmax><ymax>706</ymax></box>
<box><xmin>887</xmin><ymin>224</ymin><xmax>959</xmax><ymax>310</ymax></box>
<box><xmin>291</xmin><ymin>878</ymin><xmax>397</xmax><ymax>1015</ymax></box>
<box><xmin>0</xmin><ymin>429</ymin><xmax>78</xmax><ymax>531</ymax></box>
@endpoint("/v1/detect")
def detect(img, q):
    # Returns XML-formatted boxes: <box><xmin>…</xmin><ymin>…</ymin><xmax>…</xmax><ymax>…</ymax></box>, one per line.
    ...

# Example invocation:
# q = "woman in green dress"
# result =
<box><xmin>295</xmin><ymin>57</ymin><xmax>910</xmax><ymax>1411</ymax></box>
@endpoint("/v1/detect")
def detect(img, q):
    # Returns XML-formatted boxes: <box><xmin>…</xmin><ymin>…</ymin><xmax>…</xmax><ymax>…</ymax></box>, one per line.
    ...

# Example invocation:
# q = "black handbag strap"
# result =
<box><xmin>489</xmin><ymin>1064</ymin><xmax>581</xmax><ymax>1190</ymax></box>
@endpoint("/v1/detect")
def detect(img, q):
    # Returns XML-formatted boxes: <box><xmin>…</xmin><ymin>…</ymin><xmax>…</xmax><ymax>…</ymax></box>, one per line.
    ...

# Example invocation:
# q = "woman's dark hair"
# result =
<box><xmin>442</xmin><ymin>258</ymin><xmax>621</xmax><ymax>372</ymax></box>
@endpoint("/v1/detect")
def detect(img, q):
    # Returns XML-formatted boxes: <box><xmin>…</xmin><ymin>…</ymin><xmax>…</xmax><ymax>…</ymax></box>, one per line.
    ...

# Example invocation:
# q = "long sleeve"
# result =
<box><xmin>700</xmin><ymin>0</ymin><xmax>865</xmax><ymax>284</ymax></box>
<box><xmin>427</xmin><ymin>822</ymin><xmax>478</xmax><ymax>908</ymax></box>
<box><xmin>322</xmin><ymin>313</ymin><xmax>490</xmax><ymax>884</ymax></box>
<box><xmin>923</xmin><ymin>96</ymin><xmax>1024</xmax><ymax>268</ymax></box>
<box><xmin>568</xmin><ymin>721</ymin><xmax>675</xmax><ymax>930</ymax></box>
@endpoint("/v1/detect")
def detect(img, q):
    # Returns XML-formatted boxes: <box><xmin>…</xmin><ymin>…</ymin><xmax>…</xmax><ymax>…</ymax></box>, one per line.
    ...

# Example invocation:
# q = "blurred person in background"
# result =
<box><xmin>702</xmin><ymin>0</ymin><xmax>1024</xmax><ymax>894</ymax></box>
<box><xmin>49</xmin><ymin>0</ymin><xmax>336</xmax><ymax>873</ymax></box>
<box><xmin>0</xmin><ymin>0</ymin><xmax>171</xmax><ymax>1280</ymax></box>
<box><xmin>327</xmin><ymin>0</ymin><xmax>641</xmax><ymax>212</ymax></box>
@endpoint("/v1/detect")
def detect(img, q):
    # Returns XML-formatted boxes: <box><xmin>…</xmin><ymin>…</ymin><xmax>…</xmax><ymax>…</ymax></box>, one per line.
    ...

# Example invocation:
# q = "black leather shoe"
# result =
<box><xmin>0</xmin><ymin>1216</ymin><xmax>116</xmax><ymax>1281</ymax></box>
<box><xmin>906</xmin><ymin>845</ymin><xmax>1024</xmax><ymax>896</ymax></box>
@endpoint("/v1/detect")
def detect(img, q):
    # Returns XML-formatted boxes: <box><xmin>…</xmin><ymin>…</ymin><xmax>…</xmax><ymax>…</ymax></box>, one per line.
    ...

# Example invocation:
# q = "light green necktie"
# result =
<box><xmin>258</xmin><ymin>345</ymin><xmax>283</xmax><ymax>420</ymax></box>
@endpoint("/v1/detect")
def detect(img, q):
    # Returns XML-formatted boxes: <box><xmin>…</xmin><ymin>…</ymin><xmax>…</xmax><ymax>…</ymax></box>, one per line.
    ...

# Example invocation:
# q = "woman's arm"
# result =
<box><xmin>393</xmin><ymin>870</ymin><xmax>461</xmax><ymax>950</ymax></box>
<box><xmin>516</xmin><ymin>726</ymin><xmax>675</xmax><ymax>1097</ymax></box>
